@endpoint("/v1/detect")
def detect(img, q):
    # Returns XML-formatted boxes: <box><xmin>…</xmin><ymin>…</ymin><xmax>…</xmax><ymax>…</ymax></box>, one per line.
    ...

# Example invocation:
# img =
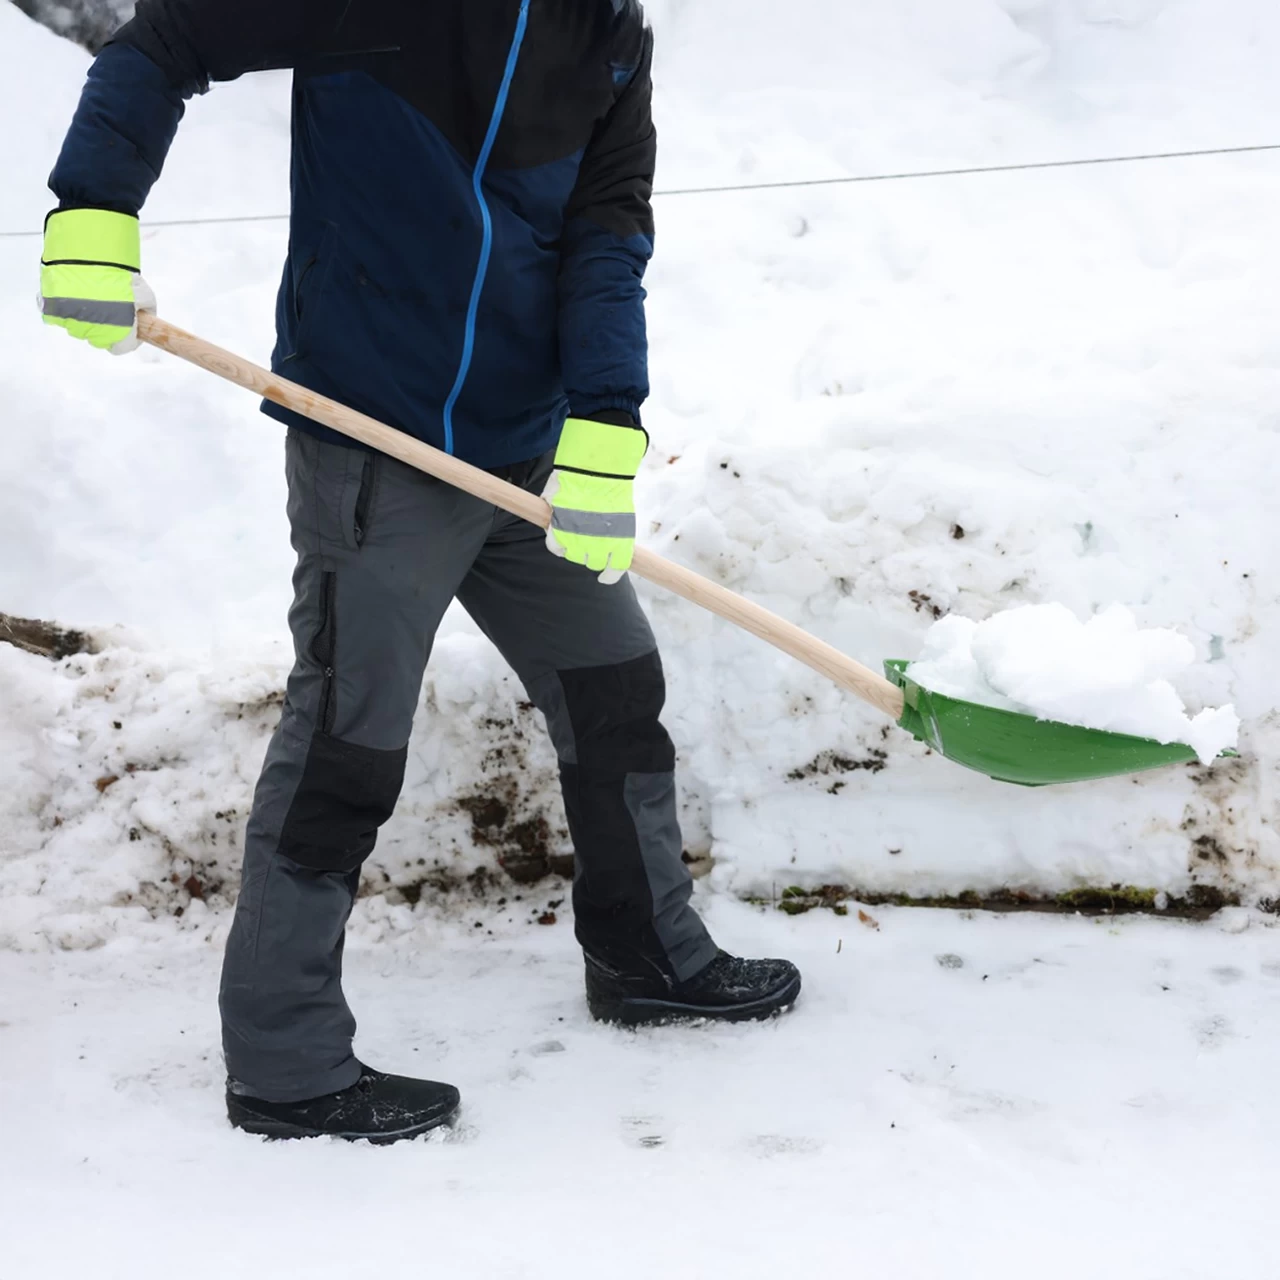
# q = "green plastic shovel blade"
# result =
<box><xmin>884</xmin><ymin>660</ymin><xmax>1200</xmax><ymax>787</ymax></box>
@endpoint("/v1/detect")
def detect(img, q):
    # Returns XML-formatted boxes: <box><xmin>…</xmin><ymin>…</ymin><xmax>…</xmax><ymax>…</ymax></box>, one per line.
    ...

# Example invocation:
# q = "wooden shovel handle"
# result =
<box><xmin>136</xmin><ymin>313</ymin><xmax>906</xmax><ymax>721</ymax></box>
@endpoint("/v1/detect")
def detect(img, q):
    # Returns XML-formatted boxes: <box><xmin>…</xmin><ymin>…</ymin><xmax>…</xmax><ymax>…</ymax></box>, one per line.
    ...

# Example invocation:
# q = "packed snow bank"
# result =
<box><xmin>908</xmin><ymin>604</ymin><xmax>1241</xmax><ymax>764</ymax></box>
<box><xmin>0</xmin><ymin>634</ymin><xmax>575</xmax><ymax>951</ymax></box>
<box><xmin>3</xmin><ymin>1</ymin><xmax>1280</xmax><ymax>942</ymax></box>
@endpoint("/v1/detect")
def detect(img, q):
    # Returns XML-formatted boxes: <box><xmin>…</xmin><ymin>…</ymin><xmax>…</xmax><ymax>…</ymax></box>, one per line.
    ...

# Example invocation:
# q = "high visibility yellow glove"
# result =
<box><xmin>39</xmin><ymin>208</ymin><xmax>155</xmax><ymax>354</ymax></box>
<box><xmin>544</xmin><ymin>416</ymin><xmax>649</xmax><ymax>585</ymax></box>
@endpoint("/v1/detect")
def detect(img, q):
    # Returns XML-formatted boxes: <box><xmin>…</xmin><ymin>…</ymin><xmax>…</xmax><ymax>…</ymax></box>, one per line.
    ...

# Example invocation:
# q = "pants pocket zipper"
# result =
<box><xmin>315</xmin><ymin>571</ymin><xmax>337</xmax><ymax>735</ymax></box>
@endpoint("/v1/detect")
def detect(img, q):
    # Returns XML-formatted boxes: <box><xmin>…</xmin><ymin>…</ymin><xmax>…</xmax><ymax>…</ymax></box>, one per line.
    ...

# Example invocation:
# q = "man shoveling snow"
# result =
<box><xmin>38</xmin><ymin>0</ymin><xmax>801</xmax><ymax>1143</ymax></box>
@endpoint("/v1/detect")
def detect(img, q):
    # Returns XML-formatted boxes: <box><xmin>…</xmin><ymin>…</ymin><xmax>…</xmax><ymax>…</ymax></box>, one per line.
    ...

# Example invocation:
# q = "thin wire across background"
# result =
<box><xmin>3</xmin><ymin>141</ymin><xmax>1278</xmax><ymax>238</ymax></box>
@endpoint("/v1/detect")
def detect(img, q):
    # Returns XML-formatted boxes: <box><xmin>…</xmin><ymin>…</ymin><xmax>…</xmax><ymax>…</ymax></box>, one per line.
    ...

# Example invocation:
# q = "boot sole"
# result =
<box><xmin>588</xmin><ymin>970</ymin><xmax>802</xmax><ymax>1027</ymax></box>
<box><xmin>229</xmin><ymin>1101</ymin><xmax>461</xmax><ymax>1145</ymax></box>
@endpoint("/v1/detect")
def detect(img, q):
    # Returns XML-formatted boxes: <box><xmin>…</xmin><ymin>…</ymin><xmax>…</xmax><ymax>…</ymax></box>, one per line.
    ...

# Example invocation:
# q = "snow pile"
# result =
<box><xmin>3</xmin><ymin>1</ymin><xmax>1280</xmax><ymax>941</ymax></box>
<box><xmin>909</xmin><ymin>604</ymin><xmax>1240</xmax><ymax>763</ymax></box>
<box><xmin>0</xmin><ymin>632</ymin><xmax>577</xmax><ymax>951</ymax></box>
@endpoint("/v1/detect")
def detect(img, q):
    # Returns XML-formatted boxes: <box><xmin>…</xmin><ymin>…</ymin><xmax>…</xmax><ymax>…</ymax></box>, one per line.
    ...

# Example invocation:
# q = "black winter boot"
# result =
<box><xmin>227</xmin><ymin>1065</ymin><xmax>460</xmax><ymax>1143</ymax></box>
<box><xmin>585</xmin><ymin>950</ymin><xmax>802</xmax><ymax>1027</ymax></box>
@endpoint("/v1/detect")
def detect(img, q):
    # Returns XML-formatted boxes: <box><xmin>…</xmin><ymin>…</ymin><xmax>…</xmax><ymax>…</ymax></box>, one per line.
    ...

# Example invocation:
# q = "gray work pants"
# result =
<box><xmin>220</xmin><ymin>429</ymin><xmax>716</xmax><ymax>1102</ymax></box>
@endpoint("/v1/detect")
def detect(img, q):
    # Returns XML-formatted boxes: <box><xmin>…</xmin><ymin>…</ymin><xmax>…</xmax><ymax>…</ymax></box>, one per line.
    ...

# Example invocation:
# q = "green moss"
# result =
<box><xmin>1054</xmin><ymin>886</ymin><xmax>1158</xmax><ymax>912</ymax></box>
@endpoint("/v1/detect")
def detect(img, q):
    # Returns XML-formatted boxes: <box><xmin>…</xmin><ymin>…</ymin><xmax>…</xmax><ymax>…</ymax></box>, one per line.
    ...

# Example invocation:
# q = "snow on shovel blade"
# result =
<box><xmin>883</xmin><ymin>661</ymin><xmax>1200</xmax><ymax>787</ymax></box>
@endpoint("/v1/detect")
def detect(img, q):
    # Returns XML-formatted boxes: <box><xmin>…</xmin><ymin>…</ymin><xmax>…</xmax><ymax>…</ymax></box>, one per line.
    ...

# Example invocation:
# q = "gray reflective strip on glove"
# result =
<box><xmin>549</xmin><ymin>510</ymin><xmax>638</xmax><ymax>538</ymax></box>
<box><xmin>40</xmin><ymin>298</ymin><xmax>136</xmax><ymax>325</ymax></box>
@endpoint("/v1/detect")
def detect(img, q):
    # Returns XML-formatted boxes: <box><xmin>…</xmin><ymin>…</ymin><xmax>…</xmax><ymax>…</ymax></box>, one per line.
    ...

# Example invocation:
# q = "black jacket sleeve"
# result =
<box><xmin>49</xmin><ymin>0</ymin><xmax>343</xmax><ymax>213</ymax></box>
<box><xmin>557</xmin><ymin>21</ymin><xmax>656</xmax><ymax>425</ymax></box>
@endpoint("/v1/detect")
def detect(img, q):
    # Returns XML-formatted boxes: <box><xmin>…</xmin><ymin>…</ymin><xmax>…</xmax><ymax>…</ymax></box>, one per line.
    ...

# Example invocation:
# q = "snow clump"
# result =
<box><xmin>907</xmin><ymin>604</ymin><xmax>1239</xmax><ymax>766</ymax></box>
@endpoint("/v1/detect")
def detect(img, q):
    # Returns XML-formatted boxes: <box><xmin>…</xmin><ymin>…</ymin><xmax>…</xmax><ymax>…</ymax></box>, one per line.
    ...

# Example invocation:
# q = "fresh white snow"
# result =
<box><xmin>3</xmin><ymin>896</ymin><xmax>1278</xmax><ymax>1280</ymax></box>
<box><xmin>908</xmin><ymin>603</ymin><xmax>1241</xmax><ymax>764</ymax></box>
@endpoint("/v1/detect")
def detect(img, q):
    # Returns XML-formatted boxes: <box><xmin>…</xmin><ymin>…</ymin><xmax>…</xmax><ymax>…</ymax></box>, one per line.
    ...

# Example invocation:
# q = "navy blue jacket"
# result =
<box><xmin>50</xmin><ymin>0</ymin><xmax>655</xmax><ymax>468</ymax></box>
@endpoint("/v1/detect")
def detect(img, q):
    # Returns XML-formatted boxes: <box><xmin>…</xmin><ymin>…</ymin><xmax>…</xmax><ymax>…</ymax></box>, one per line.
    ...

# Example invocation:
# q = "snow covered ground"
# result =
<box><xmin>4</xmin><ymin>896</ymin><xmax>1278</xmax><ymax>1279</ymax></box>
<box><xmin>3</xmin><ymin>0</ymin><xmax>1280</xmax><ymax>929</ymax></box>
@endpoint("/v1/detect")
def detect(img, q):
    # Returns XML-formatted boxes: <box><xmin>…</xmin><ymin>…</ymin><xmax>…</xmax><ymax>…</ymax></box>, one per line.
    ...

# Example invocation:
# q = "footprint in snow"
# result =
<box><xmin>621</xmin><ymin>1115</ymin><xmax>665</xmax><ymax>1148</ymax></box>
<box><xmin>528</xmin><ymin>1039</ymin><xmax>566</xmax><ymax>1056</ymax></box>
<box><xmin>1210</xmin><ymin>966</ymin><xmax>1245</xmax><ymax>986</ymax></box>
<box><xmin>748</xmin><ymin>1134</ymin><xmax>823</xmax><ymax>1157</ymax></box>
<box><xmin>945</xmin><ymin>1087</ymin><xmax>1042</xmax><ymax>1121</ymax></box>
<box><xmin>1195</xmin><ymin>1014</ymin><xmax>1233</xmax><ymax>1050</ymax></box>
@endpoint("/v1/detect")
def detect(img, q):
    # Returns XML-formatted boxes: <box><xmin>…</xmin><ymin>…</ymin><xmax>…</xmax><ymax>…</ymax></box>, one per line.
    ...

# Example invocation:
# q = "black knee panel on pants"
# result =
<box><xmin>279</xmin><ymin>733</ymin><xmax>407</xmax><ymax>872</ymax></box>
<box><xmin>553</xmin><ymin>651</ymin><xmax>676</xmax><ymax>773</ymax></box>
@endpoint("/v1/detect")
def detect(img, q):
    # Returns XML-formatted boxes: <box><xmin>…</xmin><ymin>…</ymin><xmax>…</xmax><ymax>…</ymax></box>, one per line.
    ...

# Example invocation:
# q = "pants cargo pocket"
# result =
<box><xmin>353</xmin><ymin>453</ymin><xmax>376</xmax><ymax>548</ymax></box>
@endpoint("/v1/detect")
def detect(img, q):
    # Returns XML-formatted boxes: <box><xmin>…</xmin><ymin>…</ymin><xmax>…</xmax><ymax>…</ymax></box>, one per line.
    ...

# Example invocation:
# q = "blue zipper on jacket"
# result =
<box><xmin>441</xmin><ymin>0</ymin><xmax>532</xmax><ymax>456</ymax></box>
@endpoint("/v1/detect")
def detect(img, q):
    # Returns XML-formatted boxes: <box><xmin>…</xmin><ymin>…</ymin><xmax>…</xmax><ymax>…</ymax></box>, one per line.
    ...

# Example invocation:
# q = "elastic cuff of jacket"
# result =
<box><xmin>571</xmin><ymin>397</ymin><xmax>643</xmax><ymax>426</ymax></box>
<box><xmin>42</xmin><ymin>208</ymin><xmax>141</xmax><ymax>272</ymax></box>
<box><xmin>556</xmin><ymin>417</ymin><xmax>649</xmax><ymax>478</ymax></box>
<box><xmin>583</xmin><ymin>408</ymin><xmax>637</xmax><ymax>428</ymax></box>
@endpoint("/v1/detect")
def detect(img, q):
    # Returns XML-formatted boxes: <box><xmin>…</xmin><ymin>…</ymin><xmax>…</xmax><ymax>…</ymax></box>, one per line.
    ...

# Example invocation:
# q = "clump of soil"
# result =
<box><xmin>908</xmin><ymin>590</ymin><xmax>944</xmax><ymax>619</ymax></box>
<box><xmin>457</xmin><ymin>791</ymin><xmax>572</xmax><ymax>885</ymax></box>
<box><xmin>787</xmin><ymin>749</ymin><xmax>888</xmax><ymax>782</ymax></box>
<box><xmin>0</xmin><ymin>611</ymin><xmax>93</xmax><ymax>660</ymax></box>
<box><xmin>763</xmin><ymin>882</ymin><xmax>1234</xmax><ymax>920</ymax></box>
